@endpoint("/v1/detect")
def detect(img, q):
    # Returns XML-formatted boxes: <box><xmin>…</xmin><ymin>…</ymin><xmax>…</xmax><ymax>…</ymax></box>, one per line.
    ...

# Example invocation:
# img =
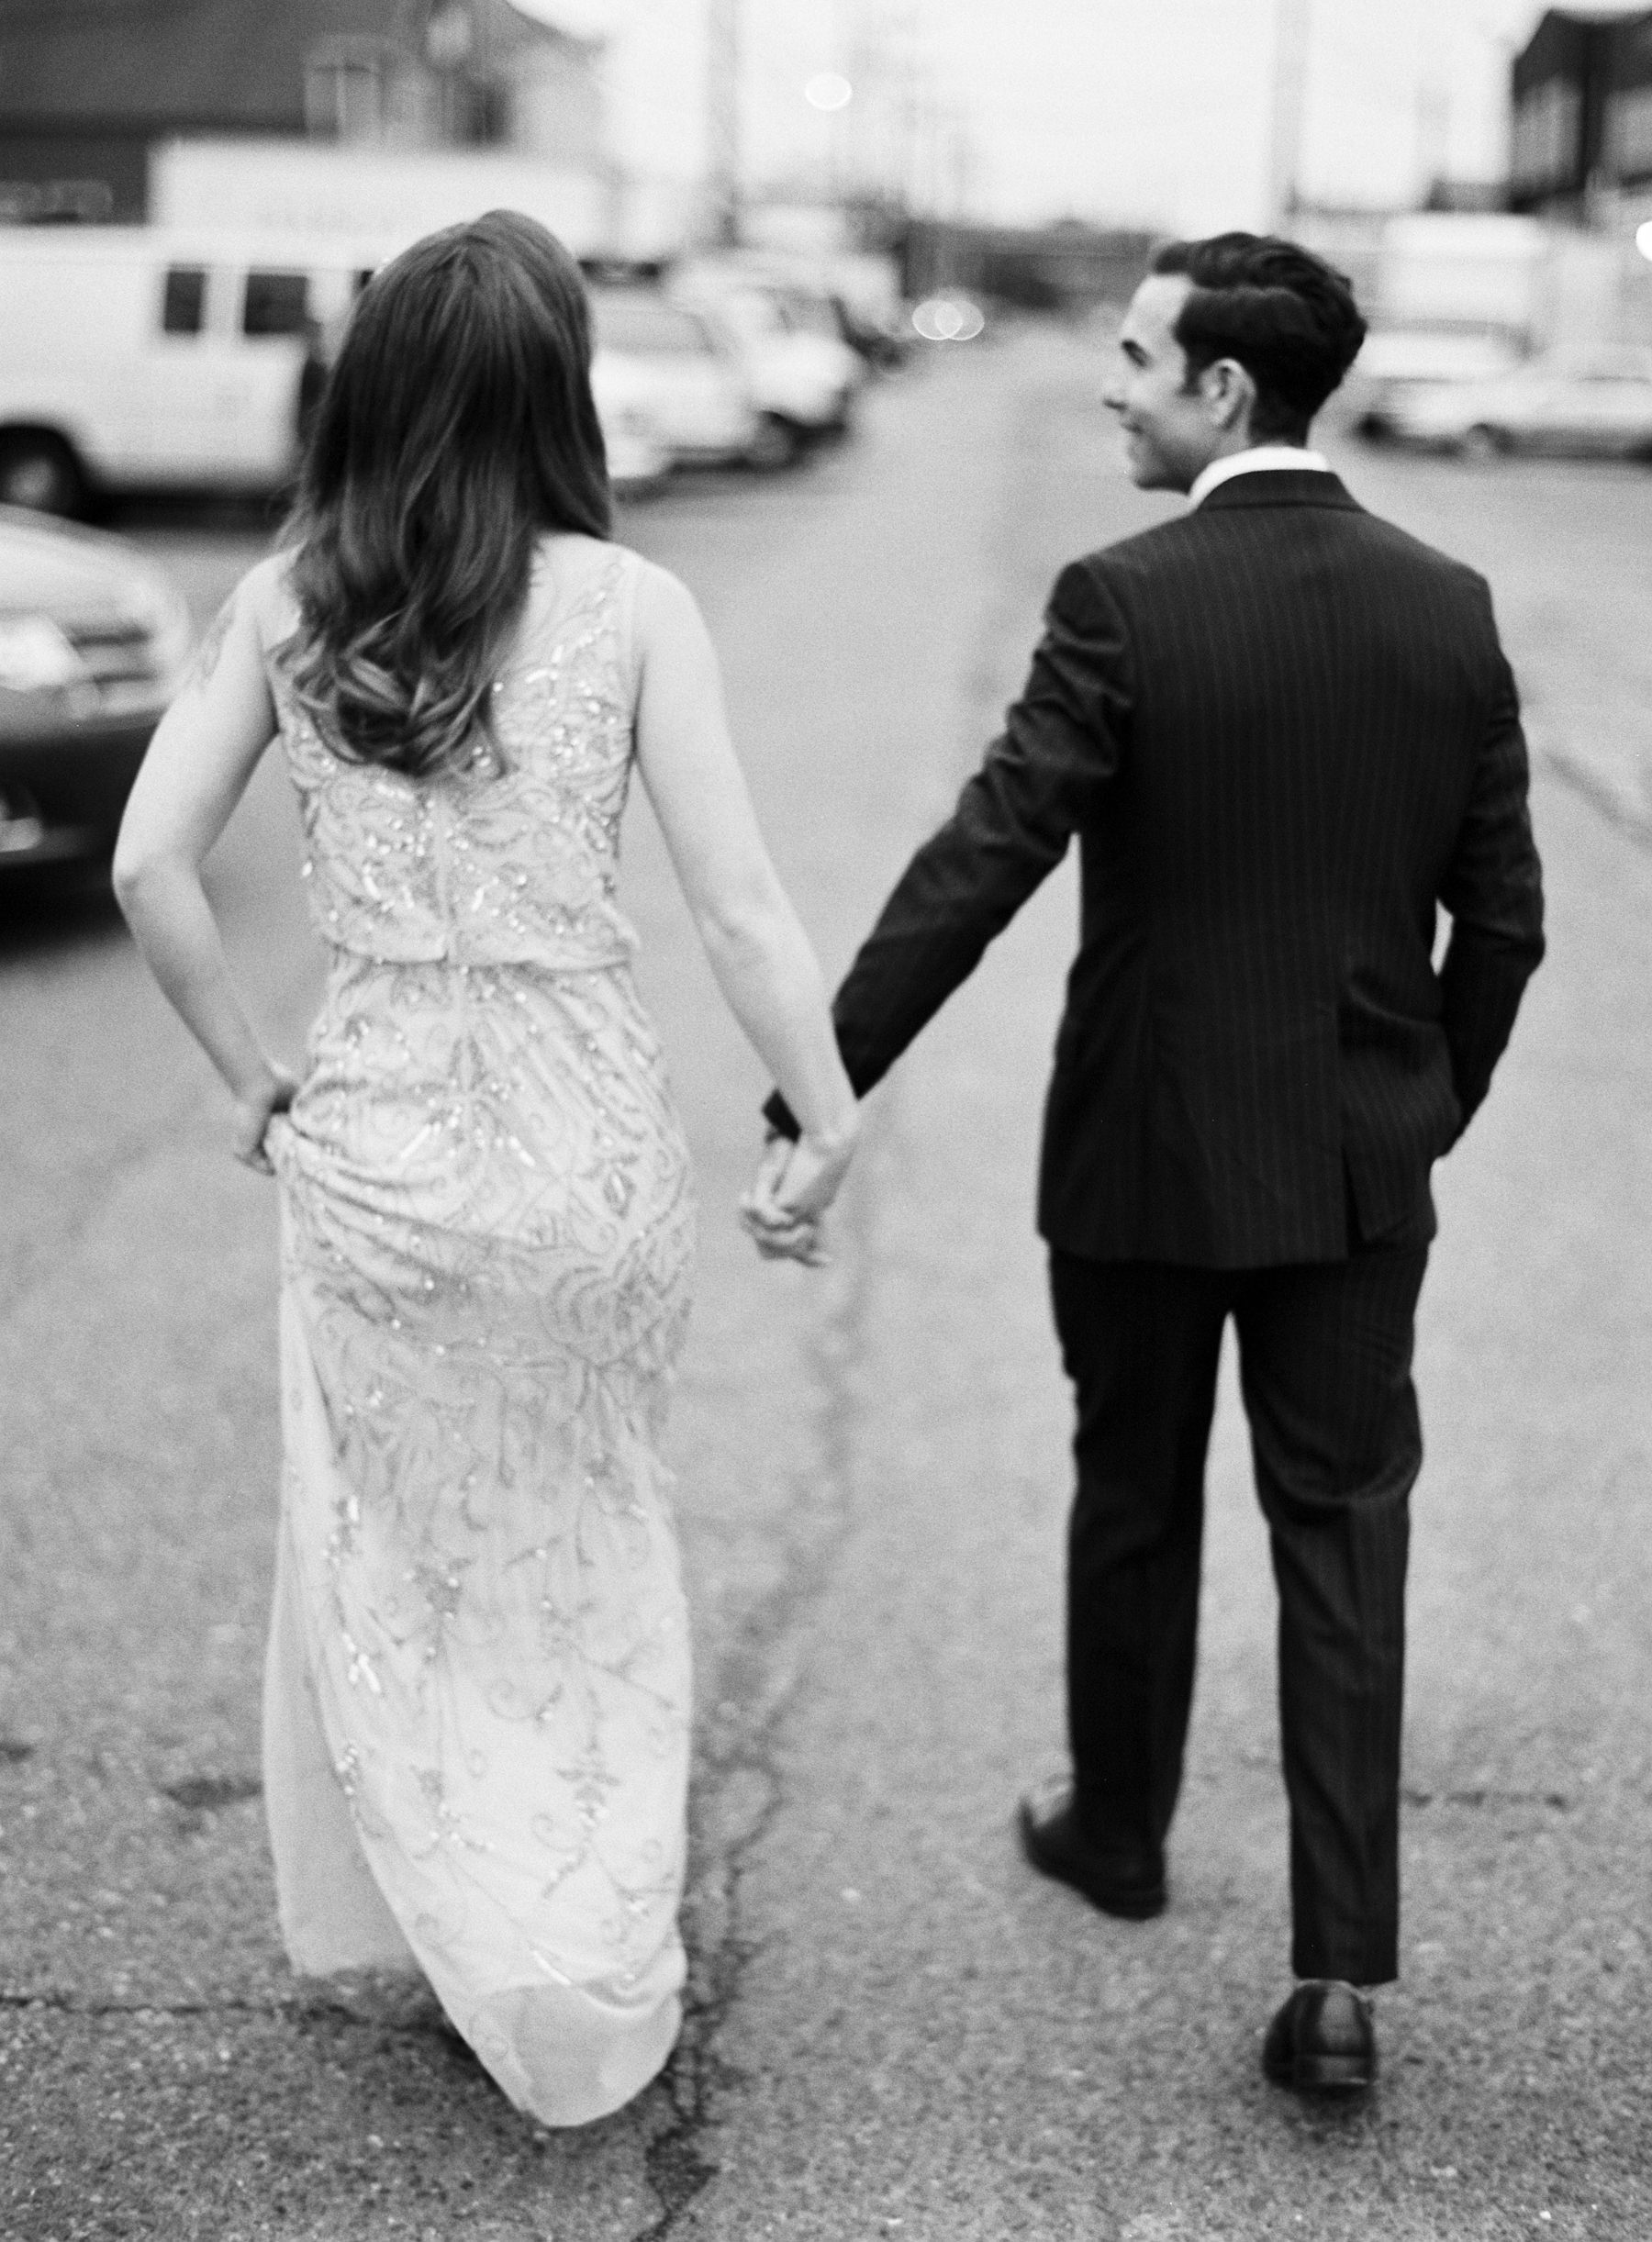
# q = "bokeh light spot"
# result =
<box><xmin>804</xmin><ymin>73</ymin><xmax>854</xmax><ymax>113</ymax></box>
<box><xmin>912</xmin><ymin>296</ymin><xmax>986</xmax><ymax>344</ymax></box>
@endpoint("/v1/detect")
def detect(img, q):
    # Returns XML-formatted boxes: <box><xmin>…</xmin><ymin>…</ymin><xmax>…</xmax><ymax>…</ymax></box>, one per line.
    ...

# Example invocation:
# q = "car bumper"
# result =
<box><xmin>0</xmin><ymin>711</ymin><xmax>158</xmax><ymax>871</ymax></box>
<box><xmin>666</xmin><ymin>435</ymin><xmax>757</xmax><ymax>465</ymax></box>
<box><xmin>607</xmin><ymin>435</ymin><xmax>673</xmax><ymax>491</ymax></box>
<box><xmin>751</xmin><ymin>383</ymin><xmax>856</xmax><ymax>431</ymax></box>
<box><xmin>1364</xmin><ymin>413</ymin><xmax>1468</xmax><ymax>449</ymax></box>
<box><xmin>656</xmin><ymin>407</ymin><xmax>761</xmax><ymax>465</ymax></box>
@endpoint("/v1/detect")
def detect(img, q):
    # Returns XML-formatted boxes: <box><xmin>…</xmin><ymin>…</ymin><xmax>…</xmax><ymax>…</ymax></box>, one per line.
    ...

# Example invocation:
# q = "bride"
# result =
<box><xmin>113</xmin><ymin>209</ymin><xmax>857</xmax><ymax>2126</ymax></box>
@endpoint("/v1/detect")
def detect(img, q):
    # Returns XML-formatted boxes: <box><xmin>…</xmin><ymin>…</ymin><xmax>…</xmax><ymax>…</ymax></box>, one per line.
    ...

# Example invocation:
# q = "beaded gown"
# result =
<box><xmin>261</xmin><ymin>541</ymin><xmax>697</xmax><ymax>2127</ymax></box>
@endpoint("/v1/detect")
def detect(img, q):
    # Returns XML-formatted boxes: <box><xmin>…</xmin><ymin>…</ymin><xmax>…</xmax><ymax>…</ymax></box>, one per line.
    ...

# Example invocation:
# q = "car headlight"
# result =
<box><xmin>0</xmin><ymin>615</ymin><xmax>90</xmax><ymax>694</ymax></box>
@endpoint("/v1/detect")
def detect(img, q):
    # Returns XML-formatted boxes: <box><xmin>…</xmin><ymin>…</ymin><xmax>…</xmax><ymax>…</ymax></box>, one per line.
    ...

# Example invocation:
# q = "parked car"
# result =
<box><xmin>0</xmin><ymin>227</ymin><xmax>388</xmax><ymax>516</ymax></box>
<box><xmin>832</xmin><ymin>291</ymin><xmax>910</xmax><ymax>371</ymax></box>
<box><xmin>1370</xmin><ymin>343</ymin><xmax>1652</xmax><ymax>459</ymax></box>
<box><xmin>673</xmin><ymin>271</ymin><xmax>865</xmax><ymax>459</ymax></box>
<box><xmin>1344</xmin><ymin>329</ymin><xmax>1523</xmax><ymax>440</ymax></box>
<box><xmin>589</xmin><ymin>356</ymin><xmax>672</xmax><ymax>497</ymax></box>
<box><xmin>586</xmin><ymin>284</ymin><xmax>762</xmax><ymax>472</ymax></box>
<box><xmin>0</xmin><ymin>508</ymin><xmax>192</xmax><ymax>876</ymax></box>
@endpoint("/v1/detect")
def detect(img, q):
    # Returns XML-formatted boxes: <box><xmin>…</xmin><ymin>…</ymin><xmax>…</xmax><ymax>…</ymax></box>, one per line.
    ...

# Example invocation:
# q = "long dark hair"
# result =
<box><xmin>285</xmin><ymin>209</ymin><xmax>611</xmax><ymax>779</ymax></box>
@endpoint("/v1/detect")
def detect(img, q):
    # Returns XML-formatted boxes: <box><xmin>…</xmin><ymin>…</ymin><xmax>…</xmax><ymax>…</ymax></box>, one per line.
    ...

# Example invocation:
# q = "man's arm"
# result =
<box><xmin>1437</xmin><ymin>597</ymin><xmax>1546</xmax><ymax>1141</ymax></box>
<box><xmin>765</xmin><ymin>559</ymin><xmax>1132</xmax><ymax>1138</ymax></box>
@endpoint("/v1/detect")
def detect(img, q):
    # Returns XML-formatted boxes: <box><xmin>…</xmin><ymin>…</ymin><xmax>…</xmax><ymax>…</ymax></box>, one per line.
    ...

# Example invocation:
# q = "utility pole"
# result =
<box><xmin>1416</xmin><ymin>74</ymin><xmax>1452</xmax><ymax>207</ymax></box>
<box><xmin>1268</xmin><ymin>0</ymin><xmax>1312</xmax><ymax>231</ymax></box>
<box><xmin>707</xmin><ymin>0</ymin><xmax>742</xmax><ymax>247</ymax></box>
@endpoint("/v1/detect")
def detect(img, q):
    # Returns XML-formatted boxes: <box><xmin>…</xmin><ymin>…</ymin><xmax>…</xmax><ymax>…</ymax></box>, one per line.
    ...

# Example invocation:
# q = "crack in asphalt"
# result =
<box><xmin>631</xmin><ymin>1109</ymin><xmax>887</xmax><ymax>2241</ymax></box>
<box><xmin>0</xmin><ymin>1989</ymin><xmax>445</xmax><ymax>2032</ymax></box>
<box><xmin>627</xmin><ymin>372</ymin><xmax>1069</xmax><ymax>2239</ymax></box>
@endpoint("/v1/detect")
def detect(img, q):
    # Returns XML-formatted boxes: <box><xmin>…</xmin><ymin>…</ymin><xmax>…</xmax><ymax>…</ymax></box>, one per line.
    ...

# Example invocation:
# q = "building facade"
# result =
<box><xmin>0</xmin><ymin>0</ymin><xmax>603</xmax><ymax>224</ymax></box>
<box><xmin>1511</xmin><ymin>7</ymin><xmax>1652</xmax><ymax>218</ymax></box>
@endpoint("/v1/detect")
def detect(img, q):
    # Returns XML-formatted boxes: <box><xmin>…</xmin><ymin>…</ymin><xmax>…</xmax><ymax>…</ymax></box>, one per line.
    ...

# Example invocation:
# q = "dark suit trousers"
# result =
<box><xmin>1048</xmin><ymin>1242</ymin><xmax>1428</xmax><ymax>1987</ymax></box>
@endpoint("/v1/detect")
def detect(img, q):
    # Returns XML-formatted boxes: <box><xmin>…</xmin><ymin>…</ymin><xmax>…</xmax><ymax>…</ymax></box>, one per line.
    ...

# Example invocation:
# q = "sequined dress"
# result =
<box><xmin>262</xmin><ymin>541</ymin><xmax>697</xmax><ymax>2127</ymax></box>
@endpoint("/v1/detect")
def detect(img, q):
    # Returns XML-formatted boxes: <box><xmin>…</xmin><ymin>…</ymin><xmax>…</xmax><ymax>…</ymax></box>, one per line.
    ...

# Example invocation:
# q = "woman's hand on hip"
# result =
<box><xmin>232</xmin><ymin>1064</ymin><xmax>299</xmax><ymax>1175</ymax></box>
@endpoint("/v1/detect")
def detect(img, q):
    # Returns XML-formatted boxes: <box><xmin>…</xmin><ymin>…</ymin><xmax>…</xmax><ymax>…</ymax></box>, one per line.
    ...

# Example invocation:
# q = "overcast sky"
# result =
<box><xmin>525</xmin><ymin>0</ymin><xmax>1647</xmax><ymax>230</ymax></box>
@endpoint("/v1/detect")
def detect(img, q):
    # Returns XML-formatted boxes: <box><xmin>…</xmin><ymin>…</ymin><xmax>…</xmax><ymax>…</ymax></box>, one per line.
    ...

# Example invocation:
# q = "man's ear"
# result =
<box><xmin>1200</xmin><ymin>356</ymin><xmax>1256</xmax><ymax>435</ymax></box>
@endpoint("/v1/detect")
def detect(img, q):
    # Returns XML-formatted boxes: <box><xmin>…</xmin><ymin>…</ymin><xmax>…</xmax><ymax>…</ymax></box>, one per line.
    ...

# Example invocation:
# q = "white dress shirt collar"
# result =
<box><xmin>1187</xmin><ymin>445</ymin><xmax>1333</xmax><ymax>509</ymax></box>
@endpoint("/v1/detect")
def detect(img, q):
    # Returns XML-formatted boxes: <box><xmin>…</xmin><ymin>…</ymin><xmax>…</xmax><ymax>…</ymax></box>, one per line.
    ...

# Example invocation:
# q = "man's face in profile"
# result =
<box><xmin>1105</xmin><ymin>273</ymin><xmax>1223</xmax><ymax>494</ymax></box>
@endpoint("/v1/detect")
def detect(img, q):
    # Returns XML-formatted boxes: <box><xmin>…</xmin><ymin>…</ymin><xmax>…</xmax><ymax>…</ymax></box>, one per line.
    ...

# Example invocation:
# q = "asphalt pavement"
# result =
<box><xmin>2</xmin><ymin>329</ymin><xmax>1648</xmax><ymax>2241</ymax></box>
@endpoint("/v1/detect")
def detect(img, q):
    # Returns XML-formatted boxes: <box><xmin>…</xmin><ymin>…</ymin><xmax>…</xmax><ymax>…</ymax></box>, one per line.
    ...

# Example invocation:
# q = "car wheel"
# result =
<box><xmin>0</xmin><ymin>430</ymin><xmax>88</xmax><ymax>517</ymax></box>
<box><xmin>1457</xmin><ymin>424</ymin><xmax>1509</xmax><ymax>463</ymax></box>
<box><xmin>745</xmin><ymin>415</ymin><xmax>802</xmax><ymax>472</ymax></box>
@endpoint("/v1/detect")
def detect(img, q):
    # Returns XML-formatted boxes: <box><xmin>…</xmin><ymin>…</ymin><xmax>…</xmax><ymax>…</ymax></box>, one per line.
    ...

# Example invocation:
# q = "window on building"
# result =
<box><xmin>1606</xmin><ymin>85</ymin><xmax>1652</xmax><ymax>182</ymax></box>
<box><xmin>305</xmin><ymin>39</ymin><xmax>392</xmax><ymax>140</ymax></box>
<box><xmin>425</xmin><ymin>4</ymin><xmax>473</xmax><ymax>70</ymax></box>
<box><xmin>243</xmin><ymin>272</ymin><xmax>311</xmax><ymax>338</ymax></box>
<box><xmin>161</xmin><ymin>266</ymin><xmax>207</xmax><ymax>336</ymax></box>
<box><xmin>1511</xmin><ymin>80</ymin><xmax>1582</xmax><ymax>195</ymax></box>
<box><xmin>3</xmin><ymin>179</ymin><xmax>115</xmax><ymax>226</ymax></box>
<box><xmin>462</xmin><ymin>81</ymin><xmax>507</xmax><ymax>147</ymax></box>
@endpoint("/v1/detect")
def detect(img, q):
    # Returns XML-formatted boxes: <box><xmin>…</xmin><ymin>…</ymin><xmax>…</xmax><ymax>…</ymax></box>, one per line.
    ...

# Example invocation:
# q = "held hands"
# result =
<box><xmin>739</xmin><ymin>1117</ymin><xmax>858</xmax><ymax>1266</ymax></box>
<box><xmin>231</xmin><ymin>1064</ymin><xmax>299</xmax><ymax>1175</ymax></box>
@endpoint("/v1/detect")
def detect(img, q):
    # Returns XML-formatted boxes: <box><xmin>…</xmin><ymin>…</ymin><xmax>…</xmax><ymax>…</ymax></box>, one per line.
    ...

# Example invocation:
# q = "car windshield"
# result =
<box><xmin>775</xmin><ymin>289</ymin><xmax>840</xmax><ymax>340</ymax></box>
<box><xmin>712</xmin><ymin>290</ymin><xmax>787</xmax><ymax>341</ymax></box>
<box><xmin>592</xmin><ymin>293</ymin><xmax>715</xmax><ymax>358</ymax></box>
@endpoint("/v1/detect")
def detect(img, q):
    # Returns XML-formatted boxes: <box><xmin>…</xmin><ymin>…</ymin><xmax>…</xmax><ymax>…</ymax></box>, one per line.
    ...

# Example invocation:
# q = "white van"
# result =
<box><xmin>0</xmin><ymin>227</ymin><xmax>389</xmax><ymax>514</ymax></box>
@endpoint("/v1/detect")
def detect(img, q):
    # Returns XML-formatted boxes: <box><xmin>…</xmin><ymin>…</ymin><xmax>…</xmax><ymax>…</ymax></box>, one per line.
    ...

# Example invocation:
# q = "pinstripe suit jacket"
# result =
<box><xmin>770</xmin><ymin>470</ymin><xmax>1546</xmax><ymax>1267</ymax></box>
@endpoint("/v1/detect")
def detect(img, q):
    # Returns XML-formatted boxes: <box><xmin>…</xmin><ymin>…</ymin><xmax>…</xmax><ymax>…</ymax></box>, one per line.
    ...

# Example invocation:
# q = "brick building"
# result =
<box><xmin>0</xmin><ymin>0</ymin><xmax>602</xmax><ymax>223</ymax></box>
<box><xmin>1511</xmin><ymin>8</ymin><xmax>1652</xmax><ymax>217</ymax></box>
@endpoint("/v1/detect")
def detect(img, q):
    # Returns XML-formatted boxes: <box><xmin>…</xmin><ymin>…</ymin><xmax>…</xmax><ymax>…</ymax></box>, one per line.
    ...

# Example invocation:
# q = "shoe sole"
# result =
<box><xmin>1265</xmin><ymin>2053</ymin><xmax>1375</xmax><ymax>2093</ymax></box>
<box><xmin>1016</xmin><ymin>1805</ymin><xmax>1167</xmax><ymax>1921</ymax></box>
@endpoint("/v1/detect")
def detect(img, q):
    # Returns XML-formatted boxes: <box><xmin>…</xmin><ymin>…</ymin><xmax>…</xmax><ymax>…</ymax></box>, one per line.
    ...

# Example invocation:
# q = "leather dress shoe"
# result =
<box><xmin>1016</xmin><ymin>1789</ymin><xmax>1166</xmax><ymax>1920</ymax></box>
<box><xmin>1262</xmin><ymin>1980</ymin><xmax>1377</xmax><ymax>2093</ymax></box>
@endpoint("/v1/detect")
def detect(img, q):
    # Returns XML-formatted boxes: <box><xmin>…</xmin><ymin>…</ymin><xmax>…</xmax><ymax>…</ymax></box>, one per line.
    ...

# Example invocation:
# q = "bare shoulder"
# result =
<box><xmin>633</xmin><ymin>556</ymin><xmax>699</xmax><ymax>624</ymax></box>
<box><xmin>632</xmin><ymin>559</ymin><xmax>712</xmax><ymax>662</ymax></box>
<box><xmin>167</xmin><ymin>552</ymin><xmax>292</xmax><ymax>704</ymax></box>
<box><xmin>237</xmin><ymin>550</ymin><xmax>299</xmax><ymax>645</ymax></box>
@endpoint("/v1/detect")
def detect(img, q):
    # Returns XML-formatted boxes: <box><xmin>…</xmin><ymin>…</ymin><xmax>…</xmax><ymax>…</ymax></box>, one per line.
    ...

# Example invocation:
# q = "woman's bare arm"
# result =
<box><xmin>631</xmin><ymin>562</ymin><xmax>857</xmax><ymax>1221</ymax></box>
<box><xmin>112</xmin><ymin>562</ymin><xmax>295</xmax><ymax>1171</ymax></box>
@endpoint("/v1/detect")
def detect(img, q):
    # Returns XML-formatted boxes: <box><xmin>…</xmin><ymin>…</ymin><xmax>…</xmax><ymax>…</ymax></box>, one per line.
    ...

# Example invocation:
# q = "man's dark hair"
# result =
<box><xmin>1149</xmin><ymin>232</ymin><xmax>1367</xmax><ymax>444</ymax></box>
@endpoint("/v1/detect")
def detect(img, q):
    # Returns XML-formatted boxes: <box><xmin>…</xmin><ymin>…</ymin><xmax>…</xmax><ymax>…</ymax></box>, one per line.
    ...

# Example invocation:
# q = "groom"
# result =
<box><xmin>753</xmin><ymin>233</ymin><xmax>1545</xmax><ymax>2090</ymax></box>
